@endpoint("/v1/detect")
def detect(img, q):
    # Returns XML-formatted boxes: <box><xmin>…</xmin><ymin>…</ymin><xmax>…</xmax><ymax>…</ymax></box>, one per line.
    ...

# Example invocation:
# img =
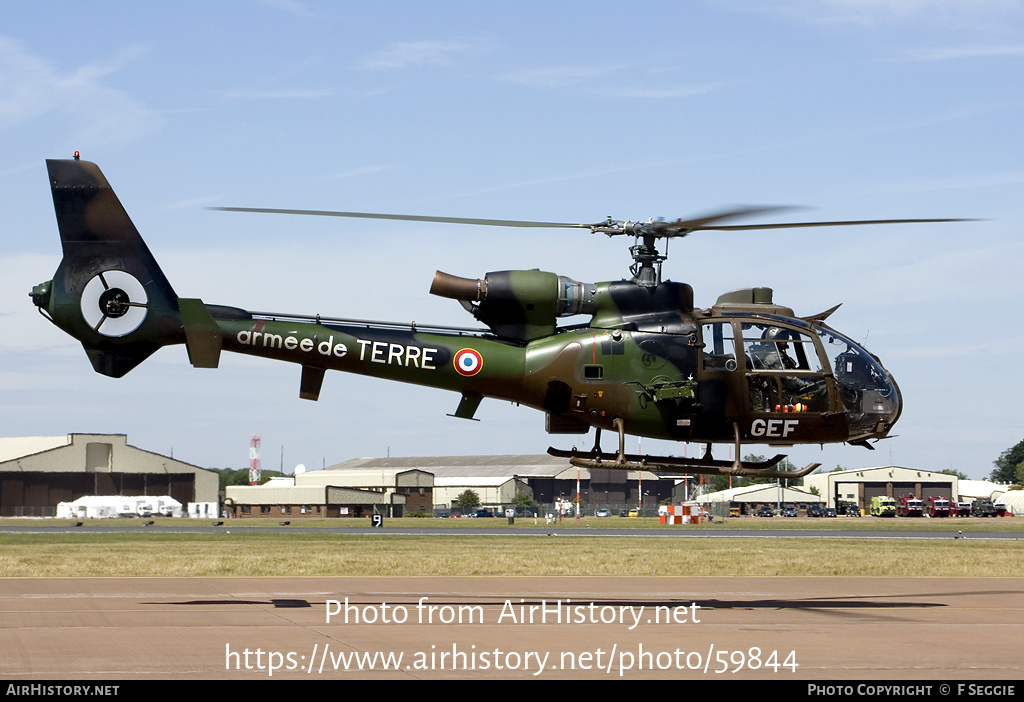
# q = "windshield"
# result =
<box><xmin>814</xmin><ymin>324</ymin><xmax>901</xmax><ymax>439</ymax></box>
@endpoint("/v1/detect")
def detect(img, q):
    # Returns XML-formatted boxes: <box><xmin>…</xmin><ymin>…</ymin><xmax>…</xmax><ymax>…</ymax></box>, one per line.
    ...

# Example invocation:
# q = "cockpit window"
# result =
<box><xmin>741</xmin><ymin>322</ymin><xmax>823</xmax><ymax>373</ymax></box>
<box><xmin>700</xmin><ymin>321</ymin><xmax>738</xmax><ymax>371</ymax></box>
<box><xmin>737</xmin><ymin>322</ymin><xmax>829</xmax><ymax>414</ymax></box>
<box><xmin>815</xmin><ymin>325</ymin><xmax>900</xmax><ymax>436</ymax></box>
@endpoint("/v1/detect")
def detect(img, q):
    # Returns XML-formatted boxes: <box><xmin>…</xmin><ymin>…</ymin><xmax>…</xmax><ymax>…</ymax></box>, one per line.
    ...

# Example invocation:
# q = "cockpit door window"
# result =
<box><xmin>700</xmin><ymin>321</ymin><xmax>738</xmax><ymax>371</ymax></box>
<box><xmin>741</xmin><ymin>322</ymin><xmax>829</xmax><ymax>413</ymax></box>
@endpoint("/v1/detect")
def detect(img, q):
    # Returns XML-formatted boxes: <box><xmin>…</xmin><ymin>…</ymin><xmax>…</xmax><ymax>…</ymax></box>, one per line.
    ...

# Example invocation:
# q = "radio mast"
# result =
<box><xmin>249</xmin><ymin>435</ymin><xmax>261</xmax><ymax>485</ymax></box>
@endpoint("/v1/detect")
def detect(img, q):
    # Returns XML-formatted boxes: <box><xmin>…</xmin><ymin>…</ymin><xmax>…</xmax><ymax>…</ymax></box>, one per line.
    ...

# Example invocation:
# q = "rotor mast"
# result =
<box><xmin>589</xmin><ymin>218</ymin><xmax>683</xmax><ymax>287</ymax></box>
<box><xmin>630</xmin><ymin>233</ymin><xmax>665</xmax><ymax>286</ymax></box>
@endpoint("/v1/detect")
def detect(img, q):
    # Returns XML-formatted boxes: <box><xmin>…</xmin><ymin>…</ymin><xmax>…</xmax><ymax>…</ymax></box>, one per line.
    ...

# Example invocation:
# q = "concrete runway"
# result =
<box><xmin>2</xmin><ymin>575</ymin><xmax>1022</xmax><ymax>680</ymax></box>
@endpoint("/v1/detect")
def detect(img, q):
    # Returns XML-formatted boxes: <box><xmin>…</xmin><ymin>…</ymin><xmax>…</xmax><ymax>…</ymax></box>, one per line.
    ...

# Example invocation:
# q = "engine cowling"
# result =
<box><xmin>431</xmin><ymin>269</ymin><xmax>596</xmax><ymax>341</ymax></box>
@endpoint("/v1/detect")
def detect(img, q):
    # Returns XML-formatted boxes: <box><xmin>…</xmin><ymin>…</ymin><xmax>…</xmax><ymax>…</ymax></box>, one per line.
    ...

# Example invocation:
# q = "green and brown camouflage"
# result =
<box><xmin>32</xmin><ymin>157</ymin><xmax>909</xmax><ymax>477</ymax></box>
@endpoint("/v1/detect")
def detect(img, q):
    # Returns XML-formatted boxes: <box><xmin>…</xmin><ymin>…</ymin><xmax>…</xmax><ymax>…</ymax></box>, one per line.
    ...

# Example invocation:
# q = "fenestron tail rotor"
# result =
<box><xmin>80</xmin><ymin>270</ymin><xmax>149</xmax><ymax>337</ymax></box>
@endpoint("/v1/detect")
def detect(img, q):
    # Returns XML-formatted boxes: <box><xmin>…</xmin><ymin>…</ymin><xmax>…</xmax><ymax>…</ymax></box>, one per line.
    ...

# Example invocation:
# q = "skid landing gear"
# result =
<box><xmin>548</xmin><ymin>419</ymin><xmax>820</xmax><ymax>478</ymax></box>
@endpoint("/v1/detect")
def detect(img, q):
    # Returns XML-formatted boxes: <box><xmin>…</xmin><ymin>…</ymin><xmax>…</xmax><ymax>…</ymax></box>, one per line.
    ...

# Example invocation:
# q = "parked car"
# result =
<box><xmin>824</xmin><ymin>508</ymin><xmax>837</xmax><ymax>518</ymax></box>
<box><xmin>595</xmin><ymin>508</ymin><xmax>611</xmax><ymax>517</ymax></box>
<box><xmin>807</xmin><ymin>504</ymin><xmax>823</xmax><ymax>518</ymax></box>
<box><xmin>757</xmin><ymin>505</ymin><xmax>774</xmax><ymax>517</ymax></box>
<box><xmin>783</xmin><ymin>506</ymin><xmax>797</xmax><ymax>517</ymax></box>
<box><xmin>471</xmin><ymin>509</ymin><xmax>495</xmax><ymax>518</ymax></box>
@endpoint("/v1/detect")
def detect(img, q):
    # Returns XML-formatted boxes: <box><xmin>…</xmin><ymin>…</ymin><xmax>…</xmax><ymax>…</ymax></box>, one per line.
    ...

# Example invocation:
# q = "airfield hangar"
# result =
<box><xmin>801</xmin><ymin>465</ymin><xmax>959</xmax><ymax>510</ymax></box>
<box><xmin>0</xmin><ymin>434</ymin><xmax>218</xmax><ymax>517</ymax></box>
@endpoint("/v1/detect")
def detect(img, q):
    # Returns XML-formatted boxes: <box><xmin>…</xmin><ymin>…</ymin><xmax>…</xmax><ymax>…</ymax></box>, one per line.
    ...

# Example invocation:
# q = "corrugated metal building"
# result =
<box><xmin>0</xmin><ymin>433</ymin><xmax>218</xmax><ymax>516</ymax></box>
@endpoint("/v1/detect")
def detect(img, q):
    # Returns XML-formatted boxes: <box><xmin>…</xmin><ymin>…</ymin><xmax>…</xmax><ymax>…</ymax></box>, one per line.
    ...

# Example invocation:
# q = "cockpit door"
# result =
<box><xmin>696</xmin><ymin>321</ymin><xmax>745</xmax><ymax>434</ymax></box>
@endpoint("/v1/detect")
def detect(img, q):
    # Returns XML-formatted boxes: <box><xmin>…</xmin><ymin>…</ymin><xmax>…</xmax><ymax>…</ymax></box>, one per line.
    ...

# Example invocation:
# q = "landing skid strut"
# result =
<box><xmin>548</xmin><ymin>418</ymin><xmax>820</xmax><ymax>478</ymax></box>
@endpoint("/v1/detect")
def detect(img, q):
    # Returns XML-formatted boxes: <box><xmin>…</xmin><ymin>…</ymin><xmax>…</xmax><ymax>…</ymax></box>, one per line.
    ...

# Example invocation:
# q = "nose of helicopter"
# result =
<box><xmin>842</xmin><ymin>350</ymin><xmax>902</xmax><ymax>442</ymax></box>
<box><xmin>815</xmin><ymin>325</ymin><xmax>902</xmax><ymax>443</ymax></box>
<box><xmin>867</xmin><ymin>368</ymin><xmax>902</xmax><ymax>438</ymax></box>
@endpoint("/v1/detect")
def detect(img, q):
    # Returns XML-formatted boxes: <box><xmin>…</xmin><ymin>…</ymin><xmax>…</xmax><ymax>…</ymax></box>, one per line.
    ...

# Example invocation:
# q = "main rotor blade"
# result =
<box><xmin>691</xmin><ymin>217</ymin><xmax>976</xmax><ymax>231</ymax></box>
<box><xmin>211</xmin><ymin>207</ymin><xmax>588</xmax><ymax>229</ymax></box>
<box><xmin>660</xmin><ymin>205</ymin><xmax>801</xmax><ymax>231</ymax></box>
<box><xmin>212</xmin><ymin>206</ymin><xmax>976</xmax><ymax>237</ymax></box>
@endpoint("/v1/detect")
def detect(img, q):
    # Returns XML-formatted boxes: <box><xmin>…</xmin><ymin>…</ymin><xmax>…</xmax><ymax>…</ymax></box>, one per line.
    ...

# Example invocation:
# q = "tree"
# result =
<box><xmin>216</xmin><ymin>467</ymin><xmax>284</xmax><ymax>490</ymax></box>
<box><xmin>455</xmin><ymin>489</ymin><xmax>480</xmax><ymax>513</ymax></box>
<box><xmin>991</xmin><ymin>439</ymin><xmax>1024</xmax><ymax>483</ymax></box>
<box><xmin>511</xmin><ymin>492</ymin><xmax>538</xmax><ymax>511</ymax></box>
<box><xmin>705</xmin><ymin>455</ymin><xmax>775</xmax><ymax>493</ymax></box>
<box><xmin>741</xmin><ymin>454</ymin><xmax>776</xmax><ymax>485</ymax></box>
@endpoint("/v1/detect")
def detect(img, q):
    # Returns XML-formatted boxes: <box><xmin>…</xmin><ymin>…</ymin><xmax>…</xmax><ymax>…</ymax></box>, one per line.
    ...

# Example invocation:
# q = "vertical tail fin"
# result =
<box><xmin>33</xmin><ymin>157</ymin><xmax>183</xmax><ymax>377</ymax></box>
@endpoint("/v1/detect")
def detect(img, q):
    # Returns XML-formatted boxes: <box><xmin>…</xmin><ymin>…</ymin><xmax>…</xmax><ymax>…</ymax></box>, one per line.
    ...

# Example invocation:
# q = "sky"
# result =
<box><xmin>2</xmin><ymin>1</ymin><xmax>1023</xmax><ymax>479</ymax></box>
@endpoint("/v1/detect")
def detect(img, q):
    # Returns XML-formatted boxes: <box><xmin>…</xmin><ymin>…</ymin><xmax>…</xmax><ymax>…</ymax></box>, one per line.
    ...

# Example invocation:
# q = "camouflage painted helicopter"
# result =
<box><xmin>31</xmin><ymin>156</ymin><xmax>961</xmax><ymax>478</ymax></box>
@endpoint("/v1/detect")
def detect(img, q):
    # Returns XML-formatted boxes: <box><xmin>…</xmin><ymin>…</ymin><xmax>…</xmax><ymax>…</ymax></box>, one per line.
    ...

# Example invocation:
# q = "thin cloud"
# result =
<box><xmin>0</xmin><ymin>37</ymin><xmax>158</xmax><ymax>145</ymax></box>
<box><xmin>504</xmin><ymin>64</ymin><xmax>617</xmax><ymax>90</ymax></box>
<box><xmin>358</xmin><ymin>40</ymin><xmax>482</xmax><ymax>70</ymax></box>
<box><xmin>900</xmin><ymin>44</ymin><xmax>1024</xmax><ymax>61</ymax></box>
<box><xmin>504</xmin><ymin>63</ymin><xmax>721</xmax><ymax>100</ymax></box>
<box><xmin>324</xmin><ymin>165</ymin><xmax>395</xmax><ymax>182</ymax></box>
<box><xmin>221</xmin><ymin>87</ymin><xmax>335</xmax><ymax>101</ymax></box>
<box><xmin>612</xmin><ymin>83</ymin><xmax>723</xmax><ymax>100</ymax></box>
<box><xmin>252</xmin><ymin>0</ymin><xmax>320</xmax><ymax>19</ymax></box>
<box><xmin>729</xmin><ymin>0</ymin><xmax>1023</xmax><ymax>27</ymax></box>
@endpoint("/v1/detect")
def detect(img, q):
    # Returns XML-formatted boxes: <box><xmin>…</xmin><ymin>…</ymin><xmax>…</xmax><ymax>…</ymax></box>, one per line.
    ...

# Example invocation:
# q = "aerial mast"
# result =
<box><xmin>249</xmin><ymin>435</ymin><xmax>261</xmax><ymax>486</ymax></box>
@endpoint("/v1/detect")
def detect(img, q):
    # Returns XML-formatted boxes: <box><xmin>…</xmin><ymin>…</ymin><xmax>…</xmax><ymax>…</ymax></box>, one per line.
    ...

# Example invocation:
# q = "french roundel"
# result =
<box><xmin>453</xmin><ymin>348</ymin><xmax>483</xmax><ymax>376</ymax></box>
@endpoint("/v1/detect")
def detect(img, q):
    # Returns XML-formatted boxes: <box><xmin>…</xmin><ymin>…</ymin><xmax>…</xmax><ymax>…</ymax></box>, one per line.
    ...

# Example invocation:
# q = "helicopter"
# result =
<box><xmin>31</xmin><ymin>155</ymin><xmax>964</xmax><ymax>479</ymax></box>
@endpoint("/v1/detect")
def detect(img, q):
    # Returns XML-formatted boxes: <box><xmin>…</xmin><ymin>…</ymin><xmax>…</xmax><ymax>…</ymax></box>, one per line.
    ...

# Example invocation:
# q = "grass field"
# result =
<box><xmin>1</xmin><ymin>516</ymin><xmax>1022</xmax><ymax>578</ymax></box>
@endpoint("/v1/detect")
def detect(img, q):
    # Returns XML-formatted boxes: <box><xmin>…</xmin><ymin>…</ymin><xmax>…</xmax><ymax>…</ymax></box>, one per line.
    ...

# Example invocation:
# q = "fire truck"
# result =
<box><xmin>926</xmin><ymin>496</ymin><xmax>952</xmax><ymax>518</ymax></box>
<box><xmin>870</xmin><ymin>496</ymin><xmax>897</xmax><ymax>518</ymax></box>
<box><xmin>896</xmin><ymin>496</ymin><xmax>924</xmax><ymax>517</ymax></box>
